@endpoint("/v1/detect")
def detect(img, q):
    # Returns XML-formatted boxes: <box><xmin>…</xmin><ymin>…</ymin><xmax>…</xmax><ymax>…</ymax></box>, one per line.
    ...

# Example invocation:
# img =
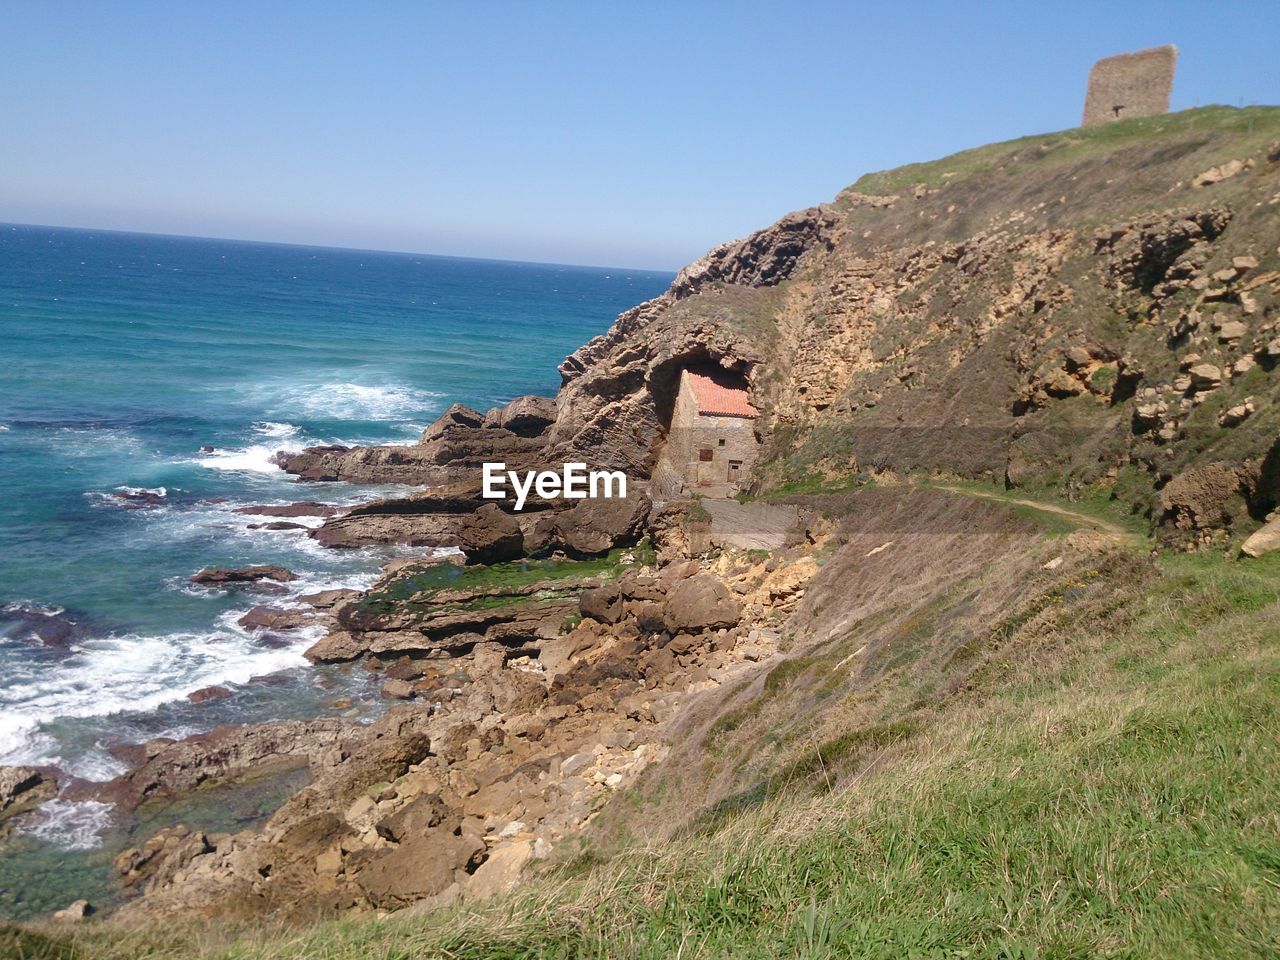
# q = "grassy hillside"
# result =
<box><xmin>20</xmin><ymin>484</ymin><xmax>1280</xmax><ymax>959</ymax></box>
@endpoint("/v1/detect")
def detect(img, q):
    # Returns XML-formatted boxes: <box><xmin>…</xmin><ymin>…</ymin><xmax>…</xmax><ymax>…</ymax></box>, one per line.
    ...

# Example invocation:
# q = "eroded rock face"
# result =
<box><xmin>668</xmin><ymin>207</ymin><xmax>840</xmax><ymax>300</ymax></box>
<box><xmin>0</xmin><ymin>765</ymin><xmax>56</xmax><ymax>817</ymax></box>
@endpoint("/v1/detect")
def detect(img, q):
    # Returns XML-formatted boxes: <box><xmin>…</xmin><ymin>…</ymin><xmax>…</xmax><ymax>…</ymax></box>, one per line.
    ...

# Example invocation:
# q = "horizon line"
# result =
<box><xmin>0</xmin><ymin>220</ymin><xmax>679</xmax><ymax>277</ymax></box>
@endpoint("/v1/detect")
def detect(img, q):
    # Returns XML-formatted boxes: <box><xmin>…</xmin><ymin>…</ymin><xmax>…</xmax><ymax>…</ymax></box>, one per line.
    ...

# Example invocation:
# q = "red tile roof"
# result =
<box><xmin>686</xmin><ymin>370</ymin><xmax>759</xmax><ymax>418</ymax></box>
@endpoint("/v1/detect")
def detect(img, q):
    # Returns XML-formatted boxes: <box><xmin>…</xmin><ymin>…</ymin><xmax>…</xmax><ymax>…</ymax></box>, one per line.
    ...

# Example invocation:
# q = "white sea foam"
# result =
<box><xmin>0</xmin><ymin>626</ymin><xmax>315</xmax><ymax>774</ymax></box>
<box><xmin>191</xmin><ymin>441</ymin><xmax>304</xmax><ymax>474</ymax></box>
<box><xmin>16</xmin><ymin>798</ymin><xmax>115</xmax><ymax>851</ymax></box>
<box><xmin>252</xmin><ymin>421</ymin><xmax>302</xmax><ymax>439</ymax></box>
<box><xmin>245</xmin><ymin>380</ymin><xmax>444</xmax><ymax>422</ymax></box>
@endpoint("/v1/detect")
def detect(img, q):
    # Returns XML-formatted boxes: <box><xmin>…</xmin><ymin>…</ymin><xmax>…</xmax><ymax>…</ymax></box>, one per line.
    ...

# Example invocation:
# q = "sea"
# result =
<box><xmin>0</xmin><ymin>223</ymin><xmax>670</xmax><ymax>916</ymax></box>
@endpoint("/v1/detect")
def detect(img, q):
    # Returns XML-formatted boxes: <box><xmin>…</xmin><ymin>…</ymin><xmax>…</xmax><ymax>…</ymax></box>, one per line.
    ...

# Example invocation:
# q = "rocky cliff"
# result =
<box><xmin>547</xmin><ymin>106</ymin><xmax>1280</xmax><ymax>549</ymax></box>
<box><xmin>28</xmin><ymin>106</ymin><xmax>1280</xmax><ymax>933</ymax></box>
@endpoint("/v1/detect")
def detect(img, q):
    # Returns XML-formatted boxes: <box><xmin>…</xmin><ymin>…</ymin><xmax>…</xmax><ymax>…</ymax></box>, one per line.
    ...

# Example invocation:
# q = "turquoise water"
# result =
<box><xmin>0</xmin><ymin>224</ymin><xmax>670</xmax><ymax>849</ymax></box>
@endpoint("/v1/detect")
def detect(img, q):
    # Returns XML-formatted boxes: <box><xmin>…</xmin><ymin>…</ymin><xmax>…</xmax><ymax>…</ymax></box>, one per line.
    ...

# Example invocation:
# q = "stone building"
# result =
<box><xmin>653</xmin><ymin>368</ymin><xmax>760</xmax><ymax>497</ymax></box>
<box><xmin>1082</xmin><ymin>45</ymin><xmax>1177</xmax><ymax>127</ymax></box>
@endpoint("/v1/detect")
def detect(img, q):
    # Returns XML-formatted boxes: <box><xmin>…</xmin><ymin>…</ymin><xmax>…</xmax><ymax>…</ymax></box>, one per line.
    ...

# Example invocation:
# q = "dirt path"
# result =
<box><xmin>932</xmin><ymin>484</ymin><xmax>1137</xmax><ymax>542</ymax></box>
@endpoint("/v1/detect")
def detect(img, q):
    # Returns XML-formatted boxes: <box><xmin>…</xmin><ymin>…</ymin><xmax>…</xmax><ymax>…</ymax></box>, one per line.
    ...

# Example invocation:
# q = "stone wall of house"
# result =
<box><xmin>1082</xmin><ymin>46</ymin><xmax>1177</xmax><ymax>127</ymax></box>
<box><xmin>656</xmin><ymin>371</ymin><xmax>759</xmax><ymax>496</ymax></box>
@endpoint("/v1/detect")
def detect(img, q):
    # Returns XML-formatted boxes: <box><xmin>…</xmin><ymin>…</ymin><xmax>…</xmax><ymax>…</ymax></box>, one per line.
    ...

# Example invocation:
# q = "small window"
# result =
<box><xmin>699</xmin><ymin>448</ymin><xmax>713</xmax><ymax>462</ymax></box>
<box><xmin>718</xmin><ymin>438</ymin><xmax>726</xmax><ymax>447</ymax></box>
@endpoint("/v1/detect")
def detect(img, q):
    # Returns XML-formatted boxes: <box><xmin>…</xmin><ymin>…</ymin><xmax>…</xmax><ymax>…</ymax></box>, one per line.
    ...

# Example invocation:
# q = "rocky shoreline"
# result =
<box><xmin>0</xmin><ymin>381</ymin><xmax>812</xmax><ymax>921</ymax></box>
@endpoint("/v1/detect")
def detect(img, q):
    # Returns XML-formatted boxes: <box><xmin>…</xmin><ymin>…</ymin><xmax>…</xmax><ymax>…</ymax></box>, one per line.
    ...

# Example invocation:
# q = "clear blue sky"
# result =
<box><xmin>2</xmin><ymin>1</ymin><xmax>1276</xmax><ymax>270</ymax></box>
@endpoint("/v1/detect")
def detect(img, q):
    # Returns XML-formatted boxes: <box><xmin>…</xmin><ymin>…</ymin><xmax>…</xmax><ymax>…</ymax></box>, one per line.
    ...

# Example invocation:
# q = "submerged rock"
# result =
<box><xmin>190</xmin><ymin>565</ymin><xmax>298</xmax><ymax>586</ymax></box>
<box><xmin>233</xmin><ymin>502</ymin><xmax>340</xmax><ymax>518</ymax></box>
<box><xmin>187</xmin><ymin>685</ymin><xmax>233</xmax><ymax>704</ymax></box>
<box><xmin>0</xmin><ymin>603</ymin><xmax>87</xmax><ymax>648</ymax></box>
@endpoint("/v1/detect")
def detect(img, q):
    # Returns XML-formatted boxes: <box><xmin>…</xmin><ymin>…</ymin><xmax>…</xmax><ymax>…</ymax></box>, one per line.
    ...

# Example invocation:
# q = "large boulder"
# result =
<box><xmin>580</xmin><ymin>582</ymin><xmax>624</xmax><ymax>624</ymax></box>
<box><xmin>662</xmin><ymin>573</ymin><xmax>741</xmax><ymax>633</ymax></box>
<box><xmin>1160</xmin><ymin>462</ymin><xmax>1245</xmax><ymax>533</ymax></box>
<box><xmin>483</xmin><ymin>396</ymin><xmax>557</xmax><ymax>437</ymax></box>
<box><xmin>351</xmin><ymin>826</ymin><xmax>484</xmax><ymax>908</ymax></box>
<box><xmin>533</xmin><ymin>489</ymin><xmax>651</xmax><ymax>557</ymax></box>
<box><xmin>455</xmin><ymin>503</ymin><xmax>525</xmax><ymax>564</ymax></box>
<box><xmin>1241</xmin><ymin>517</ymin><xmax>1280</xmax><ymax>558</ymax></box>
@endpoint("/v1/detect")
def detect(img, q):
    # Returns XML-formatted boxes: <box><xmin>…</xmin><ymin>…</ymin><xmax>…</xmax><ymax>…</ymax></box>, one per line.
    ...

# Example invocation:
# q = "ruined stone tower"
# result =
<box><xmin>1082</xmin><ymin>45</ymin><xmax>1178</xmax><ymax>127</ymax></box>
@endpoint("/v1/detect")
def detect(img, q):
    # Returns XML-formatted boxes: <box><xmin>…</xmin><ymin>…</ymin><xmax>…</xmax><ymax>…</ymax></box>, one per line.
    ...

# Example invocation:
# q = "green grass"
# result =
<box><xmin>844</xmin><ymin>105</ymin><xmax>1280</xmax><ymax>197</ymax></box>
<box><xmin>43</xmin><ymin>532</ymin><xmax>1280</xmax><ymax>959</ymax></box>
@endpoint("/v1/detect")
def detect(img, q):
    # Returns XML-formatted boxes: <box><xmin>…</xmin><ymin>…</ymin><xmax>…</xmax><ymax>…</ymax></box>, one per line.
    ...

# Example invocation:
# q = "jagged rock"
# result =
<box><xmin>380</xmin><ymin>679</ymin><xmax>415</xmax><ymax>700</ymax></box>
<box><xmin>1043</xmin><ymin>368</ymin><xmax>1085</xmax><ymax>397</ymax></box>
<box><xmin>299</xmin><ymin>589</ymin><xmax>358</xmax><ymax>610</ymax></box>
<box><xmin>580</xmin><ymin>582</ymin><xmax>624</xmax><ymax>624</ymax></box>
<box><xmin>1216</xmin><ymin>320</ymin><xmax>1248</xmax><ymax>342</ymax></box>
<box><xmin>190</xmin><ymin>566</ymin><xmax>297</xmax><ymax>586</ymax></box>
<box><xmin>669</xmin><ymin>207</ymin><xmax>839</xmax><ymax>300</ymax></box>
<box><xmin>1192</xmin><ymin>158</ymin><xmax>1251</xmax><ymax>188</ymax></box>
<box><xmin>1232</xmin><ymin>355</ymin><xmax>1258</xmax><ymax>376</ymax></box>
<box><xmin>454</xmin><ymin>503</ymin><xmax>525</xmax><ymax>564</ymax></box>
<box><xmin>1219</xmin><ymin>398</ymin><xmax>1255</xmax><ymax>427</ymax></box>
<box><xmin>114</xmin><ymin>825</ymin><xmax>212</xmax><ymax>892</ymax></box>
<box><xmin>311</xmin><ymin>499</ymin><xmax>526</xmax><ymax>561</ymax></box>
<box><xmin>0</xmin><ymin>765</ymin><xmax>55</xmax><ymax>816</ymax></box>
<box><xmin>0</xmin><ymin>604</ymin><xmax>87</xmax><ymax>648</ymax></box>
<box><xmin>102</xmin><ymin>719</ymin><xmax>350</xmax><ymax>805</ymax></box>
<box><xmin>536</xmin><ymin>490</ymin><xmax>651</xmax><ymax>556</ymax></box>
<box><xmin>374</xmin><ymin>795</ymin><xmax>449</xmax><ymax>842</ymax></box>
<box><xmin>237</xmin><ymin>606</ymin><xmax>311</xmax><ymax>632</ymax></box>
<box><xmin>1133</xmin><ymin>400</ymin><xmax>1167</xmax><ymax>432</ymax></box>
<box><xmin>421</xmin><ymin>402</ymin><xmax>486</xmax><ymax>442</ymax></box>
<box><xmin>482</xmin><ymin>396</ymin><xmax>557</xmax><ymax>437</ymax></box>
<box><xmin>108</xmin><ymin>490</ymin><xmax>166</xmax><ymax>509</ymax></box>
